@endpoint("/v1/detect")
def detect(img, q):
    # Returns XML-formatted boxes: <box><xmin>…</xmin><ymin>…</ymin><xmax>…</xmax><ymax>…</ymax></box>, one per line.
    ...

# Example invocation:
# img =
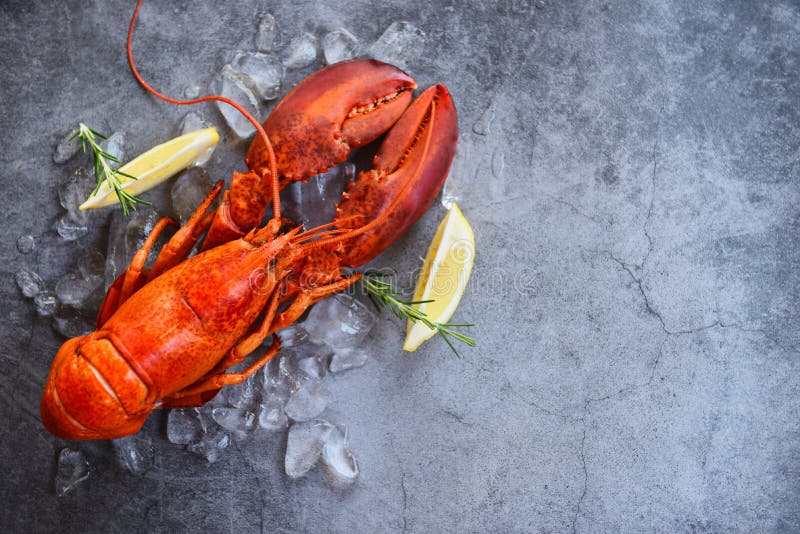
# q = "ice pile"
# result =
<box><xmin>202</xmin><ymin>14</ymin><xmax>427</xmax><ymax>140</ymax></box>
<box><xmin>15</xmin><ymin>248</ymin><xmax>104</xmax><ymax>338</ymax></box>
<box><xmin>163</xmin><ymin>294</ymin><xmax>374</xmax><ymax>483</ymax></box>
<box><xmin>55</xmin><ymin>448</ymin><xmax>90</xmax><ymax>496</ymax></box>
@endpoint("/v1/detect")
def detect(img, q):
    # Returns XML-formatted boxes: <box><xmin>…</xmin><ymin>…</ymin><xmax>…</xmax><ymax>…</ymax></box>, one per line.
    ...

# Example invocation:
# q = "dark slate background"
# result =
<box><xmin>2</xmin><ymin>0</ymin><xmax>799</xmax><ymax>532</ymax></box>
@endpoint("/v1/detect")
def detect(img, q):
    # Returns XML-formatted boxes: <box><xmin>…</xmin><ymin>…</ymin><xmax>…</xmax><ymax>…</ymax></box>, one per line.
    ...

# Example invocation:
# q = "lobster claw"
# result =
<box><xmin>333</xmin><ymin>84</ymin><xmax>459</xmax><ymax>267</ymax></box>
<box><xmin>203</xmin><ymin>60</ymin><xmax>417</xmax><ymax>250</ymax></box>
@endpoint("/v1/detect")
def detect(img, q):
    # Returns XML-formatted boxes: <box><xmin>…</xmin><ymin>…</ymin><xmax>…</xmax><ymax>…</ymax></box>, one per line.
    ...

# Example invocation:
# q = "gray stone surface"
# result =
<box><xmin>1</xmin><ymin>0</ymin><xmax>799</xmax><ymax>532</ymax></box>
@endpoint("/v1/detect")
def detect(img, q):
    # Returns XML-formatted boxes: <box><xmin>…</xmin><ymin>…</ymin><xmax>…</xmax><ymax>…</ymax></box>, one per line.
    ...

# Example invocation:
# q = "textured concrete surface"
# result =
<box><xmin>1</xmin><ymin>0</ymin><xmax>799</xmax><ymax>532</ymax></box>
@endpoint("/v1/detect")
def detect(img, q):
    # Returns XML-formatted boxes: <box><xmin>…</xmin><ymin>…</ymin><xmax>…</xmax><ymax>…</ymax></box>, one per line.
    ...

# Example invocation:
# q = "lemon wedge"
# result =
<box><xmin>79</xmin><ymin>127</ymin><xmax>219</xmax><ymax>210</ymax></box>
<box><xmin>403</xmin><ymin>202</ymin><xmax>475</xmax><ymax>352</ymax></box>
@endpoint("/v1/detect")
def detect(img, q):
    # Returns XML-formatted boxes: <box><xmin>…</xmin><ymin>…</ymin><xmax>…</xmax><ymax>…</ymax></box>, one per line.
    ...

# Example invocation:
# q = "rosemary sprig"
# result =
<box><xmin>70</xmin><ymin>123</ymin><xmax>150</xmax><ymax>216</ymax></box>
<box><xmin>360</xmin><ymin>272</ymin><xmax>476</xmax><ymax>358</ymax></box>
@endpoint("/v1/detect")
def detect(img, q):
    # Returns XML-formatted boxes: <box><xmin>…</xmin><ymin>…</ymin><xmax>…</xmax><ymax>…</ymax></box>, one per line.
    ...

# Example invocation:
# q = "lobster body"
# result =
<box><xmin>42</xmin><ymin>233</ymin><xmax>297</xmax><ymax>440</ymax></box>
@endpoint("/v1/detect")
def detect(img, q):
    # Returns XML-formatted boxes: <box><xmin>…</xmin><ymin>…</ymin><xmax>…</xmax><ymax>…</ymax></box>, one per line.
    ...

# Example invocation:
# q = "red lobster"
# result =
<box><xmin>40</xmin><ymin>0</ymin><xmax>458</xmax><ymax>440</ymax></box>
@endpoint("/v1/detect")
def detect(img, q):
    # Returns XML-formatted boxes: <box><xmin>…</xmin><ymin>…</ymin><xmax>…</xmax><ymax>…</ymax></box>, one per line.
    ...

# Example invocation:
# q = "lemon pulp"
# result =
<box><xmin>79</xmin><ymin>127</ymin><xmax>219</xmax><ymax>210</ymax></box>
<box><xmin>403</xmin><ymin>202</ymin><xmax>475</xmax><ymax>352</ymax></box>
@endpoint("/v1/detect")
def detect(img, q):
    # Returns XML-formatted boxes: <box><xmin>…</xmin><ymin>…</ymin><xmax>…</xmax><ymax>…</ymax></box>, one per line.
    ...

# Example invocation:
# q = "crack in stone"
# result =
<box><xmin>544</xmin><ymin>193</ymin><xmax>606</xmax><ymax>227</ymax></box>
<box><xmin>442</xmin><ymin>409</ymin><xmax>473</xmax><ymax>427</ymax></box>
<box><xmin>640</xmin><ymin>115</ymin><xmax>659</xmax><ymax>271</ymax></box>
<box><xmin>506</xmin><ymin>381</ymin><xmax>581</xmax><ymax>421</ymax></box>
<box><xmin>572</xmin><ymin>413</ymin><xmax>588</xmax><ymax>534</ymax></box>
<box><xmin>605</xmin><ymin>251</ymin><xmax>722</xmax><ymax>336</ymax></box>
<box><xmin>401</xmin><ymin>471</ymin><xmax>408</xmax><ymax>534</ymax></box>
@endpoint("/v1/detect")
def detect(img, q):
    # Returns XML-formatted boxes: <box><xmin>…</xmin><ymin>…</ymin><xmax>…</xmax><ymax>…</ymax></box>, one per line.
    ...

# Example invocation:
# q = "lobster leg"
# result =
<box><xmin>270</xmin><ymin>273</ymin><xmax>362</xmax><ymax>334</ymax></box>
<box><xmin>161</xmin><ymin>281</ymin><xmax>283</xmax><ymax>409</ymax></box>
<box><xmin>163</xmin><ymin>337</ymin><xmax>281</xmax><ymax>403</ymax></box>
<box><xmin>146</xmin><ymin>181</ymin><xmax>223</xmax><ymax>280</ymax></box>
<box><xmin>96</xmin><ymin>183</ymin><xmax>224</xmax><ymax>328</ymax></box>
<box><xmin>96</xmin><ymin>217</ymin><xmax>179</xmax><ymax>327</ymax></box>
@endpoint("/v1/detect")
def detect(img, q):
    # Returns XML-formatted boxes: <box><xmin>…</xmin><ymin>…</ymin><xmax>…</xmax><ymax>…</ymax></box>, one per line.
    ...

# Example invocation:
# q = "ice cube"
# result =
<box><xmin>53</xmin><ymin>128</ymin><xmax>82</xmax><ymax>164</ymax></box>
<box><xmin>321</xmin><ymin>29</ymin><xmax>359</xmax><ymax>64</ymax></box>
<box><xmin>187</xmin><ymin>426</ymin><xmax>231</xmax><ymax>463</ymax></box>
<box><xmin>56</xmin><ymin>215</ymin><xmax>89</xmax><ymax>241</ymax></box>
<box><xmin>211</xmin><ymin>407</ymin><xmax>257</xmax><ymax>433</ymax></box>
<box><xmin>170</xmin><ymin>167</ymin><xmax>215</xmax><ymax>221</ymax></box>
<box><xmin>281</xmin><ymin>33</ymin><xmax>318</xmax><ymax>69</ymax></box>
<box><xmin>167</xmin><ymin>408</ymin><xmax>204</xmax><ymax>445</ymax></box>
<box><xmin>491</xmin><ymin>147</ymin><xmax>505</xmax><ymax>179</ymax></box>
<box><xmin>329</xmin><ymin>348</ymin><xmax>369</xmax><ymax>373</ymax></box>
<box><xmin>184</xmin><ymin>85</ymin><xmax>201</xmax><ymax>99</ymax></box>
<box><xmin>105</xmin><ymin>208</ymin><xmax>160</xmax><ymax>289</ymax></box>
<box><xmin>297</xmin><ymin>355</ymin><xmax>327</xmax><ymax>380</ymax></box>
<box><xmin>277</xmin><ymin>325</ymin><xmax>309</xmax><ymax>348</ymax></box>
<box><xmin>262</xmin><ymin>357</ymin><xmax>291</xmax><ymax>402</ymax></box>
<box><xmin>34</xmin><ymin>291</ymin><xmax>58</xmax><ymax>317</ymax></box>
<box><xmin>178</xmin><ymin>112</ymin><xmax>216</xmax><ymax>166</ymax></box>
<box><xmin>178</xmin><ymin>110</ymin><xmax>211</xmax><ymax>135</ymax></box>
<box><xmin>472</xmin><ymin>100</ymin><xmax>496</xmax><ymax>136</ymax></box>
<box><xmin>78</xmin><ymin>249</ymin><xmax>106</xmax><ymax>285</ymax></box>
<box><xmin>284</xmin><ymin>377</ymin><xmax>332</xmax><ymax>422</ymax></box>
<box><xmin>15</xmin><ymin>270</ymin><xmax>44</xmax><ymax>298</ymax></box>
<box><xmin>55</xmin><ymin>273</ymin><xmax>101</xmax><ymax>307</ymax></box>
<box><xmin>302</xmin><ymin>293</ymin><xmax>376</xmax><ymax>350</ymax></box>
<box><xmin>52</xmin><ymin>307</ymin><xmax>94</xmax><ymax>338</ymax></box>
<box><xmin>100</xmin><ymin>132</ymin><xmax>126</xmax><ymax>168</ymax></box>
<box><xmin>231</xmin><ymin>51</ymin><xmax>284</xmax><ymax>101</ymax></box>
<box><xmin>278</xmin><ymin>352</ymin><xmax>304</xmax><ymax>393</ymax></box>
<box><xmin>282</xmin><ymin>163</ymin><xmax>355</xmax><ymax>230</ymax></box>
<box><xmin>255</xmin><ymin>13</ymin><xmax>277</xmax><ymax>52</ymax></box>
<box><xmin>285</xmin><ymin>420</ymin><xmax>334</xmax><ymax>478</ymax></box>
<box><xmin>211</xmin><ymin>65</ymin><xmax>262</xmax><ymax>139</ymax></box>
<box><xmin>258</xmin><ymin>399</ymin><xmax>288</xmax><ymax>431</ymax></box>
<box><xmin>322</xmin><ymin>424</ymin><xmax>358</xmax><ymax>484</ymax></box>
<box><xmin>290</xmin><ymin>339</ymin><xmax>334</xmax><ymax>361</ymax></box>
<box><xmin>368</xmin><ymin>21</ymin><xmax>425</xmax><ymax>70</ymax></box>
<box><xmin>217</xmin><ymin>375</ymin><xmax>261</xmax><ymax>410</ymax></box>
<box><xmin>58</xmin><ymin>167</ymin><xmax>94</xmax><ymax>224</ymax></box>
<box><xmin>16</xmin><ymin>234</ymin><xmax>35</xmax><ymax>254</ymax></box>
<box><xmin>112</xmin><ymin>434</ymin><xmax>155</xmax><ymax>475</ymax></box>
<box><xmin>55</xmin><ymin>448</ymin><xmax>90</xmax><ymax>496</ymax></box>
<box><xmin>441</xmin><ymin>140</ymin><xmax>474</xmax><ymax>210</ymax></box>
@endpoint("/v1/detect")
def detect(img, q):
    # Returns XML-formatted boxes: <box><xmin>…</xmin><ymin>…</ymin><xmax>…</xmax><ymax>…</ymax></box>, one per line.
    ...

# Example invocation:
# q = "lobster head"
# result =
<box><xmin>41</xmin><ymin>334</ymin><xmax>153</xmax><ymax>440</ymax></box>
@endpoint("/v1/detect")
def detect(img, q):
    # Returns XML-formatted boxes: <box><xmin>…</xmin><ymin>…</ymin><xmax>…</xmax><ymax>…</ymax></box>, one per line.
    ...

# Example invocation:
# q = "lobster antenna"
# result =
<box><xmin>300</xmin><ymin>102</ymin><xmax>437</xmax><ymax>254</ymax></box>
<box><xmin>127</xmin><ymin>0</ymin><xmax>282</xmax><ymax>221</ymax></box>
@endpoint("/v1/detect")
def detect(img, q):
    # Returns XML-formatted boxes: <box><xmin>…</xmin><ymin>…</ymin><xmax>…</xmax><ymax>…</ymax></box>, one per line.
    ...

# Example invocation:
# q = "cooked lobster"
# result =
<box><xmin>40</xmin><ymin>0</ymin><xmax>457</xmax><ymax>440</ymax></box>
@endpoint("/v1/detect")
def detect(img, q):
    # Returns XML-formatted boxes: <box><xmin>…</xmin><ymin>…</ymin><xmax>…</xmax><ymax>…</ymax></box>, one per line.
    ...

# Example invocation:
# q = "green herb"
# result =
<box><xmin>360</xmin><ymin>272</ymin><xmax>475</xmax><ymax>358</ymax></box>
<box><xmin>70</xmin><ymin>123</ymin><xmax>150</xmax><ymax>215</ymax></box>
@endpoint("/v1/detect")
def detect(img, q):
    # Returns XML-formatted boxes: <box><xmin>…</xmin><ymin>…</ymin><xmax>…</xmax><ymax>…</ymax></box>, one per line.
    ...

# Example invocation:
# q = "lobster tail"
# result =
<box><xmin>41</xmin><ymin>336</ymin><xmax>152</xmax><ymax>440</ymax></box>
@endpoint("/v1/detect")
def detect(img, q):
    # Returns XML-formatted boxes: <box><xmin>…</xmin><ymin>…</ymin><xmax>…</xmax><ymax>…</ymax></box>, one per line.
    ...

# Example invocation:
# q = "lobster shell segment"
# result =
<box><xmin>41</xmin><ymin>336</ymin><xmax>151</xmax><ymax>440</ymax></box>
<box><xmin>334</xmin><ymin>84</ymin><xmax>459</xmax><ymax>267</ymax></box>
<box><xmin>246</xmin><ymin>59</ymin><xmax>416</xmax><ymax>181</ymax></box>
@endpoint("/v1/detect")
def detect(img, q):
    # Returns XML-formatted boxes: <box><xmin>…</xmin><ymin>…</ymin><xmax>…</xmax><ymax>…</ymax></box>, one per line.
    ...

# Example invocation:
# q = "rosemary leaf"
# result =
<box><xmin>72</xmin><ymin>123</ymin><xmax>150</xmax><ymax>215</ymax></box>
<box><xmin>360</xmin><ymin>272</ymin><xmax>475</xmax><ymax>358</ymax></box>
